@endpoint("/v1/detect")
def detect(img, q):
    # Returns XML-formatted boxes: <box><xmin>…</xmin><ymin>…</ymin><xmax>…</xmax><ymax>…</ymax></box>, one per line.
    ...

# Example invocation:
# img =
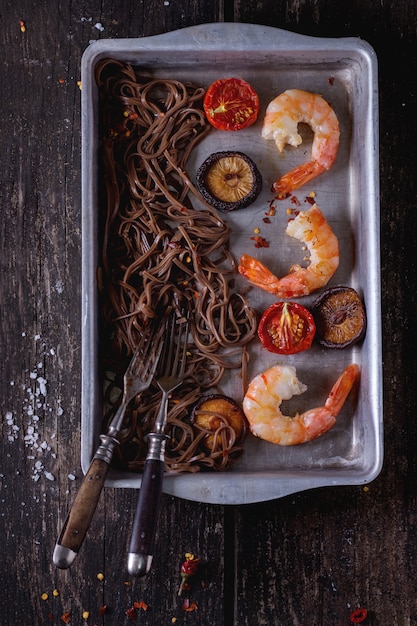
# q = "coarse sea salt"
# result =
<box><xmin>5</xmin><ymin>333</ymin><xmax>63</xmax><ymax>483</ymax></box>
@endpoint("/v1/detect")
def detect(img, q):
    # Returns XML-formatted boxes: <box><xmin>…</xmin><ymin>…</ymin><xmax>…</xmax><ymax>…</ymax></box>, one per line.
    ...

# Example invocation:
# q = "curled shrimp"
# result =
<box><xmin>262</xmin><ymin>89</ymin><xmax>340</xmax><ymax>197</ymax></box>
<box><xmin>243</xmin><ymin>363</ymin><xmax>359</xmax><ymax>445</ymax></box>
<box><xmin>238</xmin><ymin>204</ymin><xmax>339</xmax><ymax>298</ymax></box>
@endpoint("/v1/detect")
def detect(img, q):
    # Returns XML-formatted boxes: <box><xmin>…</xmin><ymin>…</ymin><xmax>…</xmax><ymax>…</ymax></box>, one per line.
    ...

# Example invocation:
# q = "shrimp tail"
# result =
<box><xmin>238</xmin><ymin>254</ymin><xmax>281</xmax><ymax>295</ymax></box>
<box><xmin>299</xmin><ymin>364</ymin><xmax>360</xmax><ymax>442</ymax></box>
<box><xmin>272</xmin><ymin>160</ymin><xmax>325</xmax><ymax>198</ymax></box>
<box><xmin>325</xmin><ymin>363</ymin><xmax>360</xmax><ymax>415</ymax></box>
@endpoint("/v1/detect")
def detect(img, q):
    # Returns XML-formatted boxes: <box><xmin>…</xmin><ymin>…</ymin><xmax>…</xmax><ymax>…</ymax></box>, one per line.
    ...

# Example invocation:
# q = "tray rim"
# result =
<box><xmin>80</xmin><ymin>23</ymin><xmax>382</xmax><ymax>505</ymax></box>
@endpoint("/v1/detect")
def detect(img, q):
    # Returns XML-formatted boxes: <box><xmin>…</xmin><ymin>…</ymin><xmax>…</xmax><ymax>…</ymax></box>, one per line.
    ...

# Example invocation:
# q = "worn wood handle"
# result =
<box><xmin>127</xmin><ymin>458</ymin><xmax>164</xmax><ymax>576</ymax></box>
<box><xmin>53</xmin><ymin>458</ymin><xmax>109</xmax><ymax>568</ymax></box>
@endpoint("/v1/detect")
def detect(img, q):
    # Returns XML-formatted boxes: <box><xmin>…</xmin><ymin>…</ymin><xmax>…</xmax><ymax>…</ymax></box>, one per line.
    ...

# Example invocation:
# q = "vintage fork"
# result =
<box><xmin>53</xmin><ymin>325</ymin><xmax>163</xmax><ymax>569</ymax></box>
<box><xmin>127</xmin><ymin>311</ymin><xmax>189</xmax><ymax>576</ymax></box>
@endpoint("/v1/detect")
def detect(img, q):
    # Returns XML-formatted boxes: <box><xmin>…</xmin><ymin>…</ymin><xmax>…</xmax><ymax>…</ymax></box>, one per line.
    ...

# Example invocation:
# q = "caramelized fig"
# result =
<box><xmin>196</xmin><ymin>151</ymin><xmax>262</xmax><ymax>211</ymax></box>
<box><xmin>312</xmin><ymin>286</ymin><xmax>366</xmax><ymax>349</ymax></box>
<box><xmin>191</xmin><ymin>394</ymin><xmax>248</xmax><ymax>451</ymax></box>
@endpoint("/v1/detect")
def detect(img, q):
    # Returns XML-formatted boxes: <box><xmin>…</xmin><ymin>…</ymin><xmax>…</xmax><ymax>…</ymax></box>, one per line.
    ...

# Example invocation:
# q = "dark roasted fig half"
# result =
<box><xmin>191</xmin><ymin>394</ymin><xmax>248</xmax><ymax>451</ymax></box>
<box><xmin>196</xmin><ymin>151</ymin><xmax>262</xmax><ymax>211</ymax></box>
<box><xmin>312</xmin><ymin>286</ymin><xmax>366</xmax><ymax>349</ymax></box>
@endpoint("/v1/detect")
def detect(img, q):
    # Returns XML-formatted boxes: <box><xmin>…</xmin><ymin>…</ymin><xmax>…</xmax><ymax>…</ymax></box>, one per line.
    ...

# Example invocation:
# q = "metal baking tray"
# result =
<box><xmin>81</xmin><ymin>23</ymin><xmax>382</xmax><ymax>504</ymax></box>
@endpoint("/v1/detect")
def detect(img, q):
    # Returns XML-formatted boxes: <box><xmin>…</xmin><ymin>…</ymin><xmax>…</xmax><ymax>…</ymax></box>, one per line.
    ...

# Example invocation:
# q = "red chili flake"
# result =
<box><xmin>350</xmin><ymin>607</ymin><xmax>368</xmax><ymax>623</ymax></box>
<box><xmin>182</xmin><ymin>598</ymin><xmax>198</xmax><ymax>612</ymax></box>
<box><xmin>178</xmin><ymin>553</ymin><xmax>200</xmax><ymax>595</ymax></box>
<box><xmin>125</xmin><ymin>606</ymin><xmax>137</xmax><ymax>620</ymax></box>
<box><xmin>267</xmin><ymin>199</ymin><xmax>277</xmax><ymax>216</ymax></box>
<box><xmin>263</xmin><ymin>217</ymin><xmax>271</xmax><ymax>224</ymax></box>
<box><xmin>275</xmin><ymin>190</ymin><xmax>290</xmax><ymax>199</ymax></box>
<box><xmin>291</xmin><ymin>195</ymin><xmax>301</xmax><ymax>206</ymax></box>
<box><xmin>328</xmin><ymin>76</ymin><xmax>335</xmax><ymax>85</ymax></box>
<box><xmin>99</xmin><ymin>605</ymin><xmax>108</xmax><ymax>615</ymax></box>
<box><xmin>61</xmin><ymin>612</ymin><xmax>71</xmax><ymax>624</ymax></box>
<box><xmin>305</xmin><ymin>195</ymin><xmax>315</xmax><ymax>205</ymax></box>
<box><xmin>48</xmin><ymin>614</ymin><xmax>54</xmax><ymax>622</ymax></box>
<box><xmin>250</xmin><ymin>236</ymin><xmax>269</xmax><ymax>248</ymax></box>
<box><xmin>19</xmin><ymin>20</ymin><xmax>27</xmax><ymax>32</ymax></box>
<box><xmin>134</xmin><ymin>601</ymin><xmax>149</xmax><ymax>611</ymax></box>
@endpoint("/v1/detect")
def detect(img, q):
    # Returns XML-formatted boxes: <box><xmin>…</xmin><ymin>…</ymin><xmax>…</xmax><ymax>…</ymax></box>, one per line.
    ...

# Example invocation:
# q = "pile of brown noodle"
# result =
<box><xmin>96</xmin><ymin>60</ymin><xmax>257</xmax><ymax>472</ymax></box>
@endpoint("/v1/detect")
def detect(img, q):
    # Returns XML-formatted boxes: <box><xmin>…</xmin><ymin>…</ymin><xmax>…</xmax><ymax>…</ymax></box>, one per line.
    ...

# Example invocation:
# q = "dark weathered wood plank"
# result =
<box><xmin>0</xmin><ymin>2</ymin><xmax>225</xmax><ymax>624</ymax></box>
<box><xmin>232</xmin><ymin>1</ymin><xmax>417</xmax><ymax>624</ymax></box>
<box><xmin>1</xmin><ymin>0</ymin><xmax>417</xmax><ymax>624</ymax></box>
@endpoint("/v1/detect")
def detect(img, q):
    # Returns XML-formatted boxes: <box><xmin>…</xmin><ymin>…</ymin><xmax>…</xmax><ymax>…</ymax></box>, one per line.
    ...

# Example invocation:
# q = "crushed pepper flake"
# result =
<box><xmin>250</xmin><ymin>235</ymin><xmax>269</xmax><ymax>248</ymax></box>
<box><xmin>350</xmin><ymin>607</ymin><xmax>368</xmax><ymax>623</ymax></box>
<box><xmin>182</xmin><ymin>598</ymin><xmax>198</xmax><ymax>612</ymax></box>
<box><xmin>134</xmin><ymin>600</ymin><xmax>149</xmax><ymax>610</ymax></box>
<box><xmin>19</xmin><ymin>20</ymin><xmax>26</xmax><ymax>32</ymax></box>
<box><xmin>61</xmin><ymin>612</ymin><xmax>71</xmax><ymax>624</ymax></box>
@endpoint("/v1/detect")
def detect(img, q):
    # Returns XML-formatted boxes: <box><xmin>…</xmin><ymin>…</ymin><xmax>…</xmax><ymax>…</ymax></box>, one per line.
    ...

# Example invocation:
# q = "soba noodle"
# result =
<box><xmin>96</xmin><ymin>59</ymin><xmax>257</xmax><ymax>472</ymax></box>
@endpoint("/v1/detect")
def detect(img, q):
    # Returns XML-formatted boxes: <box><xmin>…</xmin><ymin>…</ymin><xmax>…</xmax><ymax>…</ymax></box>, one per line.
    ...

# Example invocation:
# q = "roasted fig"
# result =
<box><xmin>312</xmin><ymin>286</ymin><xmax>366</xmax><ymax>349</ymax></box>
<box><xmin>191</xmin><ymin>394</ymin><xmax>248</xmax><ymax>452</ymax></box>
<box><xmin>196</xmin><ymin>151</ymin><xmax>262</xmax><ymax>211</ymax></box>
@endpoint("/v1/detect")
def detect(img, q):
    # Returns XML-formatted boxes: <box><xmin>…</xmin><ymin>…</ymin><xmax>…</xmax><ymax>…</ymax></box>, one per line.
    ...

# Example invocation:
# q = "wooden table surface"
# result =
<box><xmin>1</xmin><ymin>1</ymin><xmax>416</xmax><ymax>624</ymax></box>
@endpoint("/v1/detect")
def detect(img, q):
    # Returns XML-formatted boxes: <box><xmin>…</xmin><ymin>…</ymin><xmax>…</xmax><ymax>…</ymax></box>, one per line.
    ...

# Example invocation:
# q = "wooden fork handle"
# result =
<box><xmin>53</xmin><ymin>458</ymin><xmax>109</xmax><ymax>568</ymax></box>
<box><xmin>127</xmin><ymin>452</ymin><xmax>165</xmax><ymax>576</ymax></box>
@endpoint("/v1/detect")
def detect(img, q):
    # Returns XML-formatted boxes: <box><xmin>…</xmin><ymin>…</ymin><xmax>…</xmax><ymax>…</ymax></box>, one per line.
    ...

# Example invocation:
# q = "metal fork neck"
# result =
<box><xmin>145</xmin><ymin>432</ymin><xmax>170</xmax><ymax>462</ymax></box>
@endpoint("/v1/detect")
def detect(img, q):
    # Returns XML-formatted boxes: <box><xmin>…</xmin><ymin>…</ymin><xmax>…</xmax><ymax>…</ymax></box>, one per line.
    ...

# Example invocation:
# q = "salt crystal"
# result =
<box><xmin>94</xmin><ymin>22</ymin><xmax>104</xmax><ymax>31</ymax></box>
<box><xmin>68</xmin><ymin>473</ymin><xmax>76</xmax><ymax>481</ymax></box>
<box><xmin>34</xmin><ymin>334</ymin><xmax>41</xmax><ymax>341</ymax></box>
<box><xmin>44</xmin><ymin>472</ymin><xmax>55</xmax><ymax>481</ymax></box>
<box><xmin>50</xmin><ymin>348</ymin><xmax>55</xmax><ymax>355</ymax></box>
<box><xmin>30</xmin><ymin>372</ymin><xmax>37</xmax><ymax>379</ymax></box>
<box><xmin>37</xmin><ymin>377</ymin><xmax>47</xmax><ymax>396</ymax></box>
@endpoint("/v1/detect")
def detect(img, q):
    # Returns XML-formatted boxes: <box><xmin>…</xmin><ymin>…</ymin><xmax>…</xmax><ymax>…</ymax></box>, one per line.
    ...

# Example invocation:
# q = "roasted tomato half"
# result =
<box><xmin>258</xmin><ymin>302</ymin><xmax>316</xmax><ymax>355</ymax></box>
<box><xmin>203</xmin><ymin>78</ymin><xmax>260</xmax><ymax>131</ymax></box>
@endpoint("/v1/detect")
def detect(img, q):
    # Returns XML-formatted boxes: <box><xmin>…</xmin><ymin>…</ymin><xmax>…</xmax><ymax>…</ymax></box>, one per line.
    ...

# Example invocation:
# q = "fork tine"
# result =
<box><xmin>127</xmin><ymin>321</ymin><xmax>164</xmax><ymax>382</ymax></box>
<box><xmin>175</xmin><ymin>316</ymin><xmax>189</xmax><ymax>378</ymax></box>
<box><xmin>161</xmin><ymin>310</ymin><xmax>189</xmax><ymax>378</ymax></box>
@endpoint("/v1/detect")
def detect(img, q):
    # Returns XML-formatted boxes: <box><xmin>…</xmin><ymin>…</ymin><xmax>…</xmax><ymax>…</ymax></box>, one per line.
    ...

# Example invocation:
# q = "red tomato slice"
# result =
<box><xmin>258</xmin><ymin>302</ymin><xmax>316</xmax><ymax>355</ymax></box>
<box><xmin>204</xmin><ymin>78</ymin><xmax>260</xmax><ymax>131</ymax></box>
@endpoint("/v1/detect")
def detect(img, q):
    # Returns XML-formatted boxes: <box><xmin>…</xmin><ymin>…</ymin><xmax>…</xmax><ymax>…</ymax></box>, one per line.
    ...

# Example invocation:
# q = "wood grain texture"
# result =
<box><xmin>1</xmin><ymin>0</ymin><xmax>416</xmax><ymax>624</ymax></box>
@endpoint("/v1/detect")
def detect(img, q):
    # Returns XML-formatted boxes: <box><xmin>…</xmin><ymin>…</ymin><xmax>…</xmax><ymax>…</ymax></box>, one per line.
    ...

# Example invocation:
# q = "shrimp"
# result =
<box><xmin>262</xmin><ymin>89</ymin><xmax>340</xmax><ymax>197</ymax></box>
<box><xmin>238</xmin><ymin>204</ymin><xmax>339</xmax><ymax>298</ymax></box>
<box><xmin>243</xmin><ymin>363</ymin><xmax>359</xmax><ymax>445</ymax></box>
